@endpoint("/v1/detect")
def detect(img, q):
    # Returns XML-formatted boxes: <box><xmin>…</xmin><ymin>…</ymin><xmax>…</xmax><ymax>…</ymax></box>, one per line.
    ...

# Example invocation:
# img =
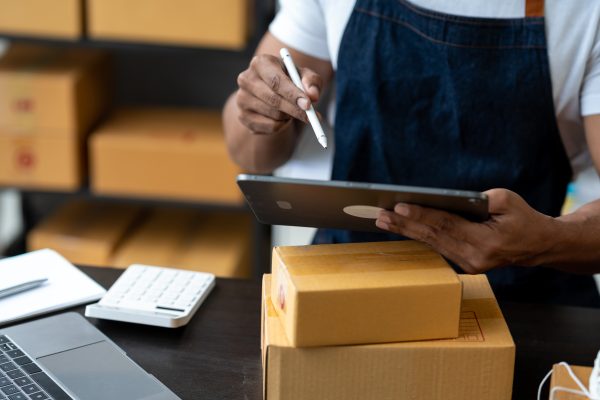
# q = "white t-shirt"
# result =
<box><xmin>270</xmin><ymin>0</ymin><xmax>600</xmax><ymax>176</ymax></box>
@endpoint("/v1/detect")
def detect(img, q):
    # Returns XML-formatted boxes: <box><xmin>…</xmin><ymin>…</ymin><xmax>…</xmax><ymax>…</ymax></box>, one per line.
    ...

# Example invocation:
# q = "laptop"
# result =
<box><xmin>0</xmin><ymin>312</ymin><xmax>180</xmax><ymax>400</ymax></box>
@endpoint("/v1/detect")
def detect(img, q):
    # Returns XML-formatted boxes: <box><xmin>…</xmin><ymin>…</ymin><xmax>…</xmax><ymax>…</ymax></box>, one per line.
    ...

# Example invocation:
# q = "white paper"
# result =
<box><xmin>0</xmin><ymin>249</ymin><xmax>106</xmax><ymax>325</ymax></box>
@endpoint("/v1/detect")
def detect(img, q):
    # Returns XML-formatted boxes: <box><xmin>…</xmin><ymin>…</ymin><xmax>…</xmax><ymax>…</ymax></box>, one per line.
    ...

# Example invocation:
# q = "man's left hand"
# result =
<box><xmin>375</xmin><ymin>189</ymin><xmax>558</xmax><ymax>273</ymax></box>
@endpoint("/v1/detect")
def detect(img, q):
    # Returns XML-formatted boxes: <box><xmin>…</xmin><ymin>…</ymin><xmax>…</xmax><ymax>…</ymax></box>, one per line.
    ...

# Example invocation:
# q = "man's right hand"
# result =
<box><xmin>235</xmin><ymin>54</ymin><xmax>323</xmax><ymax>135</ymax></box>
<box><xmin>223</xmin><ymin>32</ymin><xmax>333</xmax><ymax>173</ymax></box>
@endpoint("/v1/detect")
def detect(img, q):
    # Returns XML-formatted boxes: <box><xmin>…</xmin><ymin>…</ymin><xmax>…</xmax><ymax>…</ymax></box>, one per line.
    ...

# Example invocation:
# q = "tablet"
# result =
<box><xmin>237</xmin><ymin>174</ymin><xmax>489</xmax><ymax>233</ymax></box>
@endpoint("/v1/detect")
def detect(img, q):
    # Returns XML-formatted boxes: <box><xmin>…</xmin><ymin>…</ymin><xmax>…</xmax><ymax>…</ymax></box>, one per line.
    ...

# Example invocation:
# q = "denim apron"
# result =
<box><xmin>314</xmin><ymin>0</ymin><xmax>600</xmax><ymax>307</ymax></box>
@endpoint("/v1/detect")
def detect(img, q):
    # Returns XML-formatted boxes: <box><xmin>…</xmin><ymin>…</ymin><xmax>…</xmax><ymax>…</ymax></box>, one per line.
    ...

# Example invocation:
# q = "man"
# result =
<box><xmin>222</xmin><ymin>0</ymin><xmax>600</xmax><ymax>307</ymax></box>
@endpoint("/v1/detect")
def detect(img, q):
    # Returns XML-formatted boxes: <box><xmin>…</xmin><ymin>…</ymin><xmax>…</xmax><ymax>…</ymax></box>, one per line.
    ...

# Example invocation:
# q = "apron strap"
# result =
<box><xmin>525</xmin><ymin>0</ymin><xmax>544</xmax><ymax>17</ymax></box>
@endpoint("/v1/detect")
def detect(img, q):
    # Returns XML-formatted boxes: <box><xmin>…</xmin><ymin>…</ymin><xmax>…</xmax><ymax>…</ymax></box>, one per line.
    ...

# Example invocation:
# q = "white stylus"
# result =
<box><xmin>280</xmin><ymin>48</ymin><xmax>328</xmax><ymax>149</ymax></box>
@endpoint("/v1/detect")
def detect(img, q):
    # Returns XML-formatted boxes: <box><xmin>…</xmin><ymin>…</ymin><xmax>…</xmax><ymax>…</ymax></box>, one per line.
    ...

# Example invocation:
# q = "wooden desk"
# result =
<box><xmin>64</xmin><ymin>267</ymin><xmax>600</xmax><ymax>400</ymax></box>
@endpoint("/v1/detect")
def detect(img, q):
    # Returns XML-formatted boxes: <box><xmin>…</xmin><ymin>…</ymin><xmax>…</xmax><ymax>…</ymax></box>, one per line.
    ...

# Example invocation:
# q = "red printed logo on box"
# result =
<box><xmin>278</xmin><ymin>283</ymin><xmax>286</xmax><ymax>312</ymax></box>
<box><xmin>13</xmin><ymin>98</ymin><xmax>34</xmax><ymax>113</ymax></box>
<box><xmin>15</xmin><ymin>148</ymin><xmax>35</xmax><ymax>170</ymax></box>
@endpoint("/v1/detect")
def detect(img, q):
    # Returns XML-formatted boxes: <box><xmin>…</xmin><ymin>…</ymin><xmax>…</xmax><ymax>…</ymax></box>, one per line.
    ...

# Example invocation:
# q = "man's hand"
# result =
<box><xmin>223</xmin><ymin>33</ymin><xmax>333</xmax><ymax>174</ymax></box>
<box><xmin>235</xmin><ymin>54</ymin><xmax>323</xmax><ymax>135</ymax></box>
<box><xmin>375</xmin><ymin>189</ymin><xmax>557</xmax><ymax>273</ymax></box>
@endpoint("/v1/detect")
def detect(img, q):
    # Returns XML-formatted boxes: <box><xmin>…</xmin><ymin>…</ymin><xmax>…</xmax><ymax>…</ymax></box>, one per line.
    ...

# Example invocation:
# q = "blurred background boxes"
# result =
<box><xmin>111</xmin><ymin>208</ymin><xmax>198</xmax><ymax>268</ymax></box>
<box><xmin>0</xmin><ymin>1</ymin><xmax>274</xmax><ymax>279</ymax></box>
<box><xmin>262</xmin><ymin>274</ymin><xmax>515</xmax><ymax>400</ymax></box>
<box><xmin>169</xmin><ymin>213</ymin><xmax>251</xmax><ymax>278</ymax></box>
<box><xmin>0</xmin><ymin>44</ymin><xmax>110</xmax><ymax>189</ymax></box>
<box><xmin>0</xmin><ymin>135</ymin><xmax>82</xmax><ymax>189</ymax></box>
<box><xmin>88</xmin><ymin>0</ymin><xmax>251</xmax><ymax>49</ymax></box>
<box><xmin>27</xmin><ymin>203</ymin><xmax>252</xmax><ymax>278</ymax></box>
<box><xmin>0</xmin><ymin>0</ymin><xmax>83</xmax><ymax>39</ymax></box>
<box><xmin>112</xmin><ymin>208</ymin><xmax>252</xmax><ymax>278</ymax></box>
<box><xmin>89</xmin><ymin>108</ymin><xmax>242</xmax><ymax>204</ymax></box>
<box><xmin>27</xmin><ymin>199</ymin><xmax>142</xmax><ymax>267</ymax></box>
<box><xmin>0</xmin><ymin>44</ymin><xmax>110</xmax><ymax>134</ymax></box>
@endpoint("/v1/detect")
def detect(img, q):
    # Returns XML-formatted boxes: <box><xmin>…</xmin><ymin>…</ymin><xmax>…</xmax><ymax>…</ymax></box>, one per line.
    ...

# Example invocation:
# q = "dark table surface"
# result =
<box><xmin>23</xmin><ymin>267</ymin><xmax>600</xmax><ymax>400</ymax></box>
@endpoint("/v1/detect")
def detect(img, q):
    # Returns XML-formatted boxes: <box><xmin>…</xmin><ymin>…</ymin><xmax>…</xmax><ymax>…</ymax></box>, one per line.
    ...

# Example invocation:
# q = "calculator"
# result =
<box><xmin>85</xmin><ymin>264</ymin><xmax>215</xmax><ymax>328</ymax></box>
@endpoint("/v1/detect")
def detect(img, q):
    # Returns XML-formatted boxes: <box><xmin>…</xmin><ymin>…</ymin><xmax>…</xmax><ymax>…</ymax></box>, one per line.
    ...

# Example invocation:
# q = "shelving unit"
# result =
<box><xmin>0</xmin><ymin>0</ymin><xmax>275</xmax><ymax>279</ymax></box>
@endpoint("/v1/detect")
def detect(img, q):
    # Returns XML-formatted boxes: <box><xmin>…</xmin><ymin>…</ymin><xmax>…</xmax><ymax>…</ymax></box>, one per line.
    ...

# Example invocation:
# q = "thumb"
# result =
<box><xmin>484</xmin><ymin>188</ymin><xmax>517</xmax><ymax>214</ymax></box>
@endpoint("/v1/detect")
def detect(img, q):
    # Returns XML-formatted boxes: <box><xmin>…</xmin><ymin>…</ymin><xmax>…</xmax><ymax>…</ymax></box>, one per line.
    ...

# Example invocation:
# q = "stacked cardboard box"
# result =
<box><xmin>0</xmin><ymin>44</ymin><xmax>110</xmax><ymax>189</ymax></box>
<box><xmin>549</xmin><ymin>364</ymin><xmax>594</xmax><ymax>400</ymax></box>
<box><xmin>87</xmin><ymin>0</ymin><xmax>250</xmax><ymax>49</ymax></box>
<box><xmin>90</xmin><ymin>108</ymin><xmax>243</xmax><ymax>204</ymax></box>
<box><xmin>262</xmin><ymin>241</ymin><xmax>516</xmax><ymax>400</ymax></box>
<box><xmin>0</xmin><ymin>0</ymin><xmax>83</xmax><ymax>39</ymax></box>
<box><xmin>270</xmin><ymin>241</ymin><xmax>463</xmax><ymax>347</ymax></box>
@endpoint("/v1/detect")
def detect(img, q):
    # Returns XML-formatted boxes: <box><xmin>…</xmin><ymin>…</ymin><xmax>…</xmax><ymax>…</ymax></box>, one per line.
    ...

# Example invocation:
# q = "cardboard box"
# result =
<box><xmin>262</xmin><ymin>274</ymin><xmax>515</xmax><ymax>400</ymax></box>
<box><xmin>0</xmin><ymin>134</ymin><xmax>82</xmax><ymax>190</ymax></box>
<box><xmin>111</xmin><ymin>208</ymin><xmax>196</xmax><ymax>269</ymax></box>
<box><xmin>88</xmin><ymin>0</ymin><xmax>250</xmax><ymax>49</ymax></box>
<box><xmin>112</xmin><ymin>208</ymin><xmax>252</xmax><ymax>278</ymax></box>
<box><xmin>0</xmin><ymin>0</ymin><xmax>82</xmax><ymax>39</ymax></box>
<box><xmin>549</xmin><ymin>364</ymin><xmax>593</xmax><ymax>400</ymax></box>
<box><xmin>27</xmin><ymin>200</ymin><xmax>143</xmax><ymax>267</ymax></box>
<box><xmin>90</xmin><ymin>108</ymin><xmax>243</xmax><ymax>204</ymax></box>
<box><xmin>0</xmin><ymin>44</ymin><xmax>110</xmax><ymax>135</ymax></box>
<box><xmin>271</xmin><ymin>240</ymin><xmax>462</xmax><ymax>347</ymax></box>
<box><xmin>169</xmin><ymin>212</ymin><xmax>252</xmax><ymax>279</ymax></box>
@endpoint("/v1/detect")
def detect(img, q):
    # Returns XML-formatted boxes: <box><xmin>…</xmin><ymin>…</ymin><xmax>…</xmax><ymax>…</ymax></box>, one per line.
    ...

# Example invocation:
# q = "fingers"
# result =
<box><xmin>300</xmin><ymin>67</ymin><xmax>322</xmax><ymax>102</ymax></box>
<box><xmin>236</xmin><ymin>54</ymin><xmax>325</xmax><ymax>134</ymax></box>
<box><xmin>251</xmin><ymin>55</ymin><xmax>311</xmax><ymax>111</ymax></box>
<box><xmin>238</xmin><ymin>110</ymin><xmax>293</xmax><ymax>135</ymax></box>
<box><xmin>374</xmin><ymin>204</ymin><xmax>501</xmax><ymax>273</ymax></box>
<box><xmin>236</xmin><ymin>79</ymin><xmax>308</xmax><ymax>123</ymax></box>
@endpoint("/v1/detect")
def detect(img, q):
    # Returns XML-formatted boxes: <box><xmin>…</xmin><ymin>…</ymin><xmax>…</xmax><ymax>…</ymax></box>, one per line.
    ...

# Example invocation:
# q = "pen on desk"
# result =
<box><xmin>0</xmin><ymin>278</ymin><xmax>48</xmax><ymax>300</ymax></box>
<box><xmin>280</xmin><ymin>48</ymin><xmax>328</xmax><ymax>149</ymax></box>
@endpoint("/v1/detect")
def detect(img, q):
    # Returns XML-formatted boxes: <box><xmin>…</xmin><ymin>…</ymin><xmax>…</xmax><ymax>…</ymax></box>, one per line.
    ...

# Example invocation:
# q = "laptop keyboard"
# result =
<box><xmin>0</xmin><ymin>336</ymin><xmax>71</xmax><ymax>400</ymax></box>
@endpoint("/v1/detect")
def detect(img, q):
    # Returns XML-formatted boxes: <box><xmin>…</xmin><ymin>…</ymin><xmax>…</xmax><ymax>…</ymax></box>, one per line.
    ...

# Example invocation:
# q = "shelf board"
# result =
<box><xmin>0</xmin><ymin>33</ymin><xmax>256</xmax><ymax>57</ymax></box>
<box><xmin>1</xmin><ymin>185</ymin><xmax>249</xmax><ymax>213</ymax></box>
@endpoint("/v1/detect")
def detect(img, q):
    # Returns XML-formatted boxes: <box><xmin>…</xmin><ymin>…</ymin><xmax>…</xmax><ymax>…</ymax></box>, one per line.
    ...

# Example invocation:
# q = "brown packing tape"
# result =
<box><xmin>282</xmin><ymin>252</ymin><xmax>444</xmax><ymax>275</ymax></box>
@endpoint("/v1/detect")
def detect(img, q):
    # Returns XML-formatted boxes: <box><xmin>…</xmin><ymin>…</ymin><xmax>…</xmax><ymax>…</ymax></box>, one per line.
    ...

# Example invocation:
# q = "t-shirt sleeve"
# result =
<box><xmin>269</xmin><ymin>0</ymin><xmax>330</xmax><ymax>61</ymax></box>
<box><xmin>581</xmin><ymin>25</ymin><xmax>600</xmax><ymax>116</ymax></box>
